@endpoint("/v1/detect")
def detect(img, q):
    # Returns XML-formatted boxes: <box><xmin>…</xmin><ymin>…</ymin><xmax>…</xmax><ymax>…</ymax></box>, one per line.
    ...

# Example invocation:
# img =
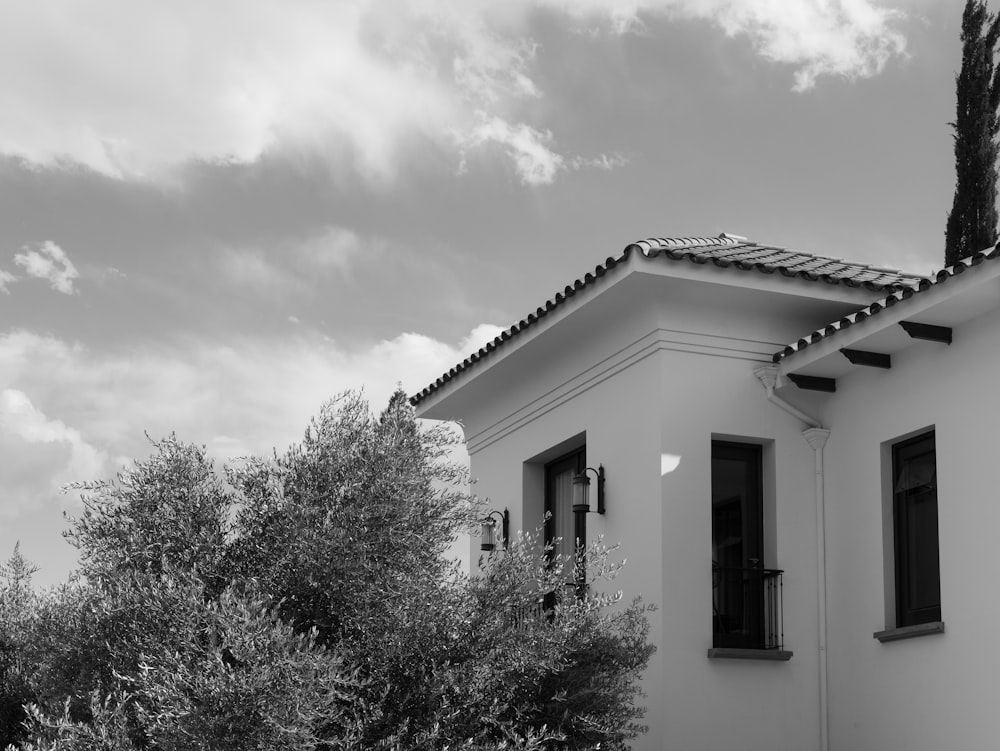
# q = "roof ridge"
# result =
<box><xmin>628</xmin><ymin>235</ymin><xmax>741</xmax><ymax>253</ymax></box>
<box><xmin>626</xmin><ymin>236</ymin><xmax>927</xmax><ymax>283</ymax></box>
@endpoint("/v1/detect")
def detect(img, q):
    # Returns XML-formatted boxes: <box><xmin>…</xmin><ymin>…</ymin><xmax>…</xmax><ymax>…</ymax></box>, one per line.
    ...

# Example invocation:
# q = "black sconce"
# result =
<box><xmin>571</xmin><ymin>465</ymin><xmax>605</xmax><ymax>515</ymax></box>
<box><xmin>480</xmin><ymin>509</ymin><xmax>510</xmax><ymax>552</ymax></box>
<box><xmin>569</xmin><ymin>465</ymin><xmax>604</xmax><ymax>599</ymax></box>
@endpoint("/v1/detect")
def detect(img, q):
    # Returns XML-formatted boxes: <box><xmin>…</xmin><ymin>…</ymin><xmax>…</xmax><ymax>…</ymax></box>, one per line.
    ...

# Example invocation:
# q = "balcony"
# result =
<box><xmin>512</xmin><ymin>598</ymin><xmax>548</xmax><ymax>630</ymax></box>
<box><xmin>710</xmin><ymin>566</ymin><xmax>791</xmax><ymax>660</ymax></box>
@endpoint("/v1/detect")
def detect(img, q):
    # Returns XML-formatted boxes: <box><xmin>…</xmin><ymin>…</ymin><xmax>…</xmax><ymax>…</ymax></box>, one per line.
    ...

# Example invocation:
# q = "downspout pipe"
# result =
<box><xmin>753</xmin><ymin>366</ymin><xmax>830</xmax><ymax>751</ymax></box>
<box><xmin>803</xmin><ymin>426</ymin><xmax>831</xmax><ymax>751</ymax></box>
<box><xmin>753</xmin><ymin>365</ymin><xmax>822</xmax><ymax>430</ymax></box>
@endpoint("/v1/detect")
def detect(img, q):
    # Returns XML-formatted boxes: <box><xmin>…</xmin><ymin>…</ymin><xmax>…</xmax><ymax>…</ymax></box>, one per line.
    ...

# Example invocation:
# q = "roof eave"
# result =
<box><xmin>775</xmin><ymin>248</ymin><xmax>1000</xmax><ymax>382</ymax></box>
<box><xmin>412</xmin><ymin>249</ymin><xmax>641</xmax><ymax>417</ymax></box>
<box><xmin>411</xmin><ymin>235</ymin><xmax>927</xmax><ymax>411</ymax></box>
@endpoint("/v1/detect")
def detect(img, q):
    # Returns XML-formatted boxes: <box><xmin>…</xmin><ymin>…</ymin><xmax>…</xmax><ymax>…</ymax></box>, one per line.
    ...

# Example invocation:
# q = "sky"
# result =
<box><xmin>0</xmin><ymin>0</ymin><xmax>970</xmax><ymax>586</ymax></box>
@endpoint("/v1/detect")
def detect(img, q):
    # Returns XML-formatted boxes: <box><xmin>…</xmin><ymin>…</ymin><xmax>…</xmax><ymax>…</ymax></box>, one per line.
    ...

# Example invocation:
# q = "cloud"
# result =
<box><xmin>215</xmin><ymin>225</ymin><xmax>371</xmax><ymax>298</ymax></box>
<box><xmin>293</xmin><ymin>226</ymin><xmax>368</xmax><ymax>276</ymax></box>
<box><xmin>0</xmin><ymin>0</ymin><xmax>906</xmax><ymax>182</ymax></box>
<box><xmin>534</xmin><ymin>0</ymin><xmax>906</xmax><ymax>90</ymax></box>
<box><xmin>569</xmin><ymin>152</ymin><xmax>630</xmax><ymax>172</ymax></box>
<box><xmin>0</xmin><ymin>268</ymin><xmax>14</xmax><ymax>294</ymax></box>
<box><xmin>462</xmin><ymin>115</ymin><xmax>565</xmax><ymax>185</ymax></box>
<box><xmin>458</xmin><ymin>323</ymin><xmax>507</xmax><ymax>354</ymax></box>
<box><xmin>0</xmin><ymin>2</ymin><xmax>457</xmax><ymax>182</ymax></box>
<box><xmin>0</xmin><ymin>324</ymin><xmax>506</xmax><ymax>519</ymax></box>
<box><xmin>13</xmin><ymin>241</ymin><xmax>79</xmax><ymax>294</ymax></box>
<box><xmin>676</xmin><ymin>0</ymin><xmax>908</xmax><ymax>91</ymax></box>
<box><xmin>0</xmin><ymin>388</ymin><xmax>110</xmax><ymax>517</ymax></box>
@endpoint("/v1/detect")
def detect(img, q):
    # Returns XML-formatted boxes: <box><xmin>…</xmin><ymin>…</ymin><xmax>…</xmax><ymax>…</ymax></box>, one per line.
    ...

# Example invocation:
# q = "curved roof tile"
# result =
<box><xmin>772</xmin><ymin>244</ymin><xmax>1000</xmax><ymax>364</ymax></box>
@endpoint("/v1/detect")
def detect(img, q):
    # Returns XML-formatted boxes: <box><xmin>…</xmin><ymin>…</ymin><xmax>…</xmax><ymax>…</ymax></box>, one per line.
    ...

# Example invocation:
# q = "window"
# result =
<box><xmin>891</xmin><ymin>430</ymin><xmax>941</xmax><ymax>627</ymax></box>
<box><xmin>711</xmin><ymin>440</ymin><xmax>784</xmax><ymax>651</ymax></box>
<box><xmin>544</xmin><ymin>447</ymin><xmax>586</xmax><ymax>564</ymax></box>
<box><xmin>545</xmin><ymin>447</ymin><xmax>588</xmax><ymax>599</ymax></box>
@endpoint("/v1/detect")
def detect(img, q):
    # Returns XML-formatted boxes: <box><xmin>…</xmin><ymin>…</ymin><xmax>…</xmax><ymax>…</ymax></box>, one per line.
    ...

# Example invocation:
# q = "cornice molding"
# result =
<box><xmin>465</xmin><ymin>327</ymin><xmax>782</xmax><ymax>454</ymax></box>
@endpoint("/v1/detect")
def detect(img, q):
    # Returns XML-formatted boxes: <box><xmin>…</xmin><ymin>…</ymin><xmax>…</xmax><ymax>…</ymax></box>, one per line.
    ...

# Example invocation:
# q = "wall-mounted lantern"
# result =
<box><xmin>480</xmin><ymin>508</ymin><xmax>510</xmax><ymax>552</ymax></box>
<box><xmin>570</xmin><ymin>465</ymin><xmax>605</xmax><ymax>599</ymax></box>
<box><xmin>571</xmin><ymin>465</ymin><xmax>605</xmax><ymax>515</ymax></box>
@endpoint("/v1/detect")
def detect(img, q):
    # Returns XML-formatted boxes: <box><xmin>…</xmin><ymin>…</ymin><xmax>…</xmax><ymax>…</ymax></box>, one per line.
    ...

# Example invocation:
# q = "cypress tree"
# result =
<box><xmin>945</xmin><ymin>0</ymin><xmax>1000</xmax><ymax>266</ymax></box>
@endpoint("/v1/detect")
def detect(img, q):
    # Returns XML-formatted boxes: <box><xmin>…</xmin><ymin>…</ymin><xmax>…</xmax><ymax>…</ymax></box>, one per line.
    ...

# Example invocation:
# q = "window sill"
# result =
<box><xmin>707</xmin><ymin>647</ymin><xmax>793</xmax><ymax>661</ymax></box>
<box><xmin>873</xmin><ymin>621</ymin><xmax>945</xmax><ymax>643</ymax></box>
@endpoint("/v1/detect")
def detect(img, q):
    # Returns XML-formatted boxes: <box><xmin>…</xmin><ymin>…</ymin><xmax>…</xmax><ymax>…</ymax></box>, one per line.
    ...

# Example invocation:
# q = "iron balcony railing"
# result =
<box><xmin>511</xmin><ymin>598</ymin><xmax>549</xmax><ymax>630</ymax></box>
<box><xmin>712</xmin><ymin>566</ymin><xmax>784</xmax><ymax>650</ymax></box>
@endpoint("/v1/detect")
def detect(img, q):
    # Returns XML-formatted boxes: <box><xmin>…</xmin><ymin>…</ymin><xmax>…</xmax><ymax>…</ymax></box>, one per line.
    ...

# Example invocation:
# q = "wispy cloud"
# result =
<box><xmin>0</xmin><ymin>1</ymin><xmax>906</xmax><ymax>184</ymax></box>
<box><xmin>569</xmin><ymin>153</ymin><xmax>630</xmax><ymax>172</ymax></box>
<box><xmin>13</xmin><ymin>241</ymin><xmax>79</xmax><ymax>294</ymax></box>
<box><xmin>461</xmin><ymin>115</ymin><xmax>565</xmax><ymax>185</ymax></box>
<box><xmin>0</xmin><ymin>268</ymin><xmax>15</xmax><ymax>294</ymax></box>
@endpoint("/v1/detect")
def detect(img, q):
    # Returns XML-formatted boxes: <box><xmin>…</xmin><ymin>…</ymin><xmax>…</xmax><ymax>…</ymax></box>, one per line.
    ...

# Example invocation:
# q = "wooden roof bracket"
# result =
<box><xmin>840</xmin><ymin>348</ymin><xmax>891</xmax><ymax>369</ymax></box>
<box><xmin>786</xmin><ymin>373</ymin><xmax>837</xmax><ymax>392</ymax></box>
<box><xmin>899</xmin><ymin>321</ymin><xmax>952</xmax><ymax>344</ymax></box>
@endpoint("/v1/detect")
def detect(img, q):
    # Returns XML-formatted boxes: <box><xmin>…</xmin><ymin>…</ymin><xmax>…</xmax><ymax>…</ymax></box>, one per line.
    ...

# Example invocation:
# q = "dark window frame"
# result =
<box><xmin>892</xmin><ymin>430</ymin><xmax>941</xmax><ymax>627</ymax></box>
<box><xmin>712</xmin><ymin>440</ymin><xmax>766</xmax><ymax>649</ymax></box>
<box><xmin>544</xmin><ymin>447</ymin><xmax>586</xmax><ymax>595</ymax></box>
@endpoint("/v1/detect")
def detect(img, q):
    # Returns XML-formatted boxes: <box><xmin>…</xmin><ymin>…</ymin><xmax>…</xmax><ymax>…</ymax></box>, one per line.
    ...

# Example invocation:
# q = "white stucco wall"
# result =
<box><xmin>422</xmin><ymin>264</ymin><xmax>875</xmax><ymax>751</ymax></box>
<box><xmin>655</xmin><ymin>349</ymin><xmax>823</xmax><ymax>751</ymax></box>
<box><xmin>417</xmin><ymin>249</ymin><xmax>1000</xmax><ymax>750</ymax></box>
<box><xmin>817</xmin><ymin>301</ymin><xmax>1000</xmax><ymax>751</ymax></box>
<box><xmin>464</xmin><ymin>343</ymin><xmax>669</xmax><ymax>747</ymax></box>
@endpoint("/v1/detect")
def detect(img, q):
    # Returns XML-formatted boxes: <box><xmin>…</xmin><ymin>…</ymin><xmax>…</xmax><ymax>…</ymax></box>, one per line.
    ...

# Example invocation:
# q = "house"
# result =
<box><xmin>410</xmin><ymin>234</ymin><xmax>1000</xmax><ymax>751</ymax></box>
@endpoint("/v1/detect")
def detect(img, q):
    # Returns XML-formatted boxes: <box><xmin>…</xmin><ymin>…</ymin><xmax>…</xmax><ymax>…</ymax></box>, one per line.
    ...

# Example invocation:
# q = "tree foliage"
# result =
<box><xmin>2</xmin><ymin>390</ymin><xmax>654</xmax><ymax>750</ymax></box>
<box><xmin>0</xmin><ymin>544</ymin><xmax>39</xmax><ymax>748</ymax></box>
<box><xmin>946</xmin><ymin>0</ymin><xmax>1000</xmax><ymax>266</ymax></box>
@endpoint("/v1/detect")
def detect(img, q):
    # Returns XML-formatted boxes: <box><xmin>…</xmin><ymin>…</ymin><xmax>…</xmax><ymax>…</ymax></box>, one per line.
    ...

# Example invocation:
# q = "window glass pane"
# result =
<box><xmin>905</xmin><ymin>489</ymin><xmax>941</xmax><ymax>610</ymax></box>
<box><xmin>545</xmin><ymin>448</ymin><xmax>584</xmax><ymax>568</ymax></box>
<box><xmin>892</xmin><ymin>431</ymin><xmax>940</xmax><ymax>626</ymax></box>
<box><xmin>711</xmin><ymin>446</ymin><xmax>762</xmax><ymax>568</ymax></box>
<box><xmin>552</xmin><ymin>464</ymin><xmax>576</xmax><ymax>561</ymax></box>
<box><xmin>894</xmin><ymin>451</ymin><xmax>936</xmax><ymax>492</ymax></box>
<box><xmin>711</xmin><ymin>441</ymin><xmax>764</xmax><ymax>648</ymax></box>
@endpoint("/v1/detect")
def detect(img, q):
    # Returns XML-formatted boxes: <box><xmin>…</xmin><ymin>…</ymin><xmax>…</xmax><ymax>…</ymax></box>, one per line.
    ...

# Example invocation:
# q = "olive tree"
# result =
<box><xmin>9</xmin><ymin>391</ymin><xmax>654</xmax><ymax>751</ymax></box>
